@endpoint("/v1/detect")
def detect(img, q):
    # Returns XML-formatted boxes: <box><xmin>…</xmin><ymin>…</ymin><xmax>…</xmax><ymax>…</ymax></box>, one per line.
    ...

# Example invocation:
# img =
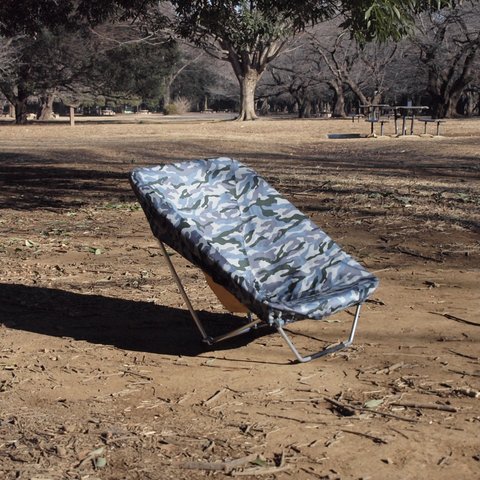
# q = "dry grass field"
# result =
<box><xmin>0</xmin><ymin>115</ymin><xmax>479</xmax><ymax>479</ymax></box>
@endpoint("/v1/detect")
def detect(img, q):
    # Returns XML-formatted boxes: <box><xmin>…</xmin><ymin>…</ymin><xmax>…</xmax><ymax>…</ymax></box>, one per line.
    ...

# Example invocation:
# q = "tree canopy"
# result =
<box><xmin>0</xmin><ymin>0</ymin><xmax>152</xmax><ymax>36</ymax></box>
<box><xmin>171</xmin><ymin>0</ymin><xmax>458</xmax><ymax>119</ymax></box>
<box><xmin>1</xmin><ymin>0</ymin><xmax>471</xmax><ymax>122</ymax></box>
<box><xmin>98</xmin><ymin>40</ymin><xmax>179</xmax><ymax>108</ymax></box>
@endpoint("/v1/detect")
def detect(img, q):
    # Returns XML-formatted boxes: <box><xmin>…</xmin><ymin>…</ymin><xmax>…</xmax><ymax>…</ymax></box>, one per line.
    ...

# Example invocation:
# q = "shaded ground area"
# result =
<box><xmin>0</xmin><ymin>118</ymin><xmax>479</xmax><ymax>479</ymax></box>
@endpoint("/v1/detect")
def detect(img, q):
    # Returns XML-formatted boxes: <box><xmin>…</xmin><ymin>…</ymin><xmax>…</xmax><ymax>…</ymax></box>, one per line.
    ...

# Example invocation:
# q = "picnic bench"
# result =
<box><xmin>393</xmin><ymin>106</ymin><xmax>429</xmax><ymax>135</ymax></box>
<box><xmin>365</xmin><ymin>117</ymin><xmax>390</xmax><ymax>136</ymax></box>
<box><xmin>350</xmin><ymin>113</ymin><xmax>364</xmax><ymax>123</ymax></box>
<box><xmin>360</xmin><ymin>104</ymin><xmax>391</xmax><ymax>136</ymax></box>
<box><xmin>420</xmin><ymin>118</ymin><xmax>446</xmax><ymax>136</ymax></box>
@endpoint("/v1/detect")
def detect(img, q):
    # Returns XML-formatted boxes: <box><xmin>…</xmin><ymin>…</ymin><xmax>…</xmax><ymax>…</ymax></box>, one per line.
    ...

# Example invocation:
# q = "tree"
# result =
<box><xmin>172</xmin><ymin>0</ymin><xmax>457</xmax><ymax>120</ymax></box>
<box><xmin>0</xmin><ymin>27</ymin><xmax>104</xmax><ymax>123</ymax></box>
<box><xmin>411</xmin><ymin>3</ymin><xmax>480</xmax><ymax>117</ymax></box>
<box><xmin>0</xmin><ymin>0</ymin><xmax>459</xmax><ymax>122</ymax></box>
<box><xmin>95</xmin><ymin>39</ymin><xmax>179</xmax><ymax>109</ymax></box>
<box><xmin>160</xmin><ymin>44</ymin><xmax>206</xmax><ymax>108</ymax></box>
<box><xmin>0</xmin><ymin>0</ymin><xmax>153</xmax><ymax>36</ymax></box>
<box><xmin>261</xmin><ymin>38</ymin><xmax>325</xmax><ymax>118</ymax></box>
<box><xmin>309</xmin><ymin>25</ymin><xmax>400</xmax><ymax>112</ymax></box>
<box><xmin>0</xmin><ymin>37</ymin><xmax>18</xmax><ymax>80</ymax></box>
<box><xmin>0</xmin><ymin>3</ymin><xmax>176</xmax><ymax>122</ymax></box>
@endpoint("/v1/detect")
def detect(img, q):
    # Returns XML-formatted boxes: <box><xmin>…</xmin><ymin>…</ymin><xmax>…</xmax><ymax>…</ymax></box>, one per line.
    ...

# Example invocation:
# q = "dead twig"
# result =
<box><xmin>324</xmin><ymin>396</ymin><xmax>418</xmax><ymax>423</ymax></box>
<box><xmin>76</xmin><ymin>447</ymin><xmax>105</xmax><ymax>469</ymax></box>
<box><xmin>341</xmin><ymin>429</ymin><xmax>388</xmax><ymax>444</ymax></box>
<box><xmin>447</xmin><ymin>349</ymin><xmax>479</xmax><ymax>361</ymax></box>
<box><xmin>375</xmin><ymin>362</ymin><xmax>404</xmax><ymax>375</ymax></box>
<box><xmin>389</xmin><ymin>402</ymin><xmax>457</xmax><ymax>412</ymax></box>
<box><xmin>122</xmin><ymin>370</ymin><xmax>153</xmax><ymax>381</ymax></box>
<box><xmin>395</xmin><ymin>246</ymin><xmax>443</xmax><ymax>263</ymax></box>
<box><xmin>202</xmin><ymin>388</ymin><xmax>228</xmax><ymax>406</ymax></box>
<box><xmin>430</xmin><ymin>312</ymin><xmax>480</xmax><ymax>328</ymax></box>
<box><xmin>257</xmin><ymin>411</ymin><xmax>328</xmax><ymax>425</ymax></box>
<box><xmin>447</xmin><ymin>369</ymin><xmax>480</xmax><ymax>378</ymax></box>
<box><xmin>231</xmin><ymin>451</ymin><xmax>289</xmax><ymax>477</ymax></box>
<box><xmin>231</xmin><ymin>465</ymin><xmax>291</xmax><ymax>476</ymax></box>
<box><xmin>179</xmin><ymin>453</ymin><xmax>259</xmax><ymax>472</ymax></box>
<box><xmin>389</xmin><ymin>426</ymin><xmax>409</xmax><ymax>439</ymax></box>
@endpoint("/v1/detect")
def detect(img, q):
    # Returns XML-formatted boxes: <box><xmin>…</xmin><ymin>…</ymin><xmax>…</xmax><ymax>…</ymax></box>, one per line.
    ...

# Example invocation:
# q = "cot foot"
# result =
<box><xmin>276</xmin><ymin>304</ymin><xmax>362</xmax><ymax>363</ymax></box>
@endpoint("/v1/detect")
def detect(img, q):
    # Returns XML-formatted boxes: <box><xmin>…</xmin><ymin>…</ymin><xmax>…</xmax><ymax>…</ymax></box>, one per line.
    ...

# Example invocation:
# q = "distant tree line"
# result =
<box><xmin>1</xmin><ymin>0</ymin><xmax>477</xmax><ymax>124</ymax></box>
<box><xmin>260</xmin><ymin>3</ymin><xmax>480</xmax><ymax>119</ymax></box>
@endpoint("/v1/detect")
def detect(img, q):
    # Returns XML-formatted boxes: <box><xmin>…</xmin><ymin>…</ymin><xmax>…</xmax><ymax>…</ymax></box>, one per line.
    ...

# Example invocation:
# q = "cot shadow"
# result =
<box><xmin>0</xmin><ymin>283</ymin><xmax>272</xmax><ymax>356</ymax></box>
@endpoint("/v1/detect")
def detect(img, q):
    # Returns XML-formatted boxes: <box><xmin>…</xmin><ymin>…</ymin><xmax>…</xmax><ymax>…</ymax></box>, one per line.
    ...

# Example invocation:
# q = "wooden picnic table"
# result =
<box><xmin>393</xmin><ymin>105</ymin><xmax>429</xmax><ymax>135</ymax></box>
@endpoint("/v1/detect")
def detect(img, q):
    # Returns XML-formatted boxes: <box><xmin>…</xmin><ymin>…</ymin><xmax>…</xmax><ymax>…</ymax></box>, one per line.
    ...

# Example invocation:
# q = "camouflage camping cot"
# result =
<box><xmin>130</xmin><ymin>157</ymin><xmax>379</xmax><ymax>362</ymax></box>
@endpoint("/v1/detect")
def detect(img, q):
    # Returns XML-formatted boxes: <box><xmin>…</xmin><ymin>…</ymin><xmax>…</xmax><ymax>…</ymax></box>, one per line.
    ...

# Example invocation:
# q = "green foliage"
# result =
<box><xmin>174</xmin><ymin>1</ymin><xmax>297</xmax><ymax>51</ymax></box>
<box><xmin>172</xmin><ymin>62</ymin><xmax>217</xmax><ymax>107</ymax></box>
<box><xmin>0</xmin><ymin>26</ymin><xmax>96</xmax><ymax>102</ymax></box>
<box><xmin>0</xmin><ymin>0</ymin><xmax>458</xmax><ymax>41</ymax></box>
<box><xmin>173</xmin><ymin>0</ymin><xmax>459</xmax><ymax>46</ymax></box>
<box><xmin>0</xmin><ymin>0</ymin><xmax>161</xmax><ymax>36</ymax></box>
<box><xmin>340</xmin><ymin>0</ymin><xmax>458</xmax><ymax>42</ymax></box>
<box><xmin>171</xmin><ymin>0</ymin><xmax>459</xmax><ymax>120</ymax></box>
<box><xmin>97</xmin><ymin>41</ymin><xmax>179</xmax><ymax>105</ymax></box>
<box><xmin>163</xmin><ymin>103</ymin><xmax>178</xmax><ymax>115</ymax></box>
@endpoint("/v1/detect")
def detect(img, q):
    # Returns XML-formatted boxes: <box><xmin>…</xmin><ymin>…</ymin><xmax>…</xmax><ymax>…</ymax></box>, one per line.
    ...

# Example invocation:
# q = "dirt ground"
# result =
<box><xmin>0</xmin><ymin>115</ymin><xmax>479</xmax><ymax>480</ymax></box>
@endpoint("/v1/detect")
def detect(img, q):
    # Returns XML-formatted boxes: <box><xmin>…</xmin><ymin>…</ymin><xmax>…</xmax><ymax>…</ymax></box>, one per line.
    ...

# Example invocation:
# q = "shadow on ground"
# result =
<box><xmin>0</xmin><ymin>283</ymin><xmax>274</xmax><ymax>357</ymax></box>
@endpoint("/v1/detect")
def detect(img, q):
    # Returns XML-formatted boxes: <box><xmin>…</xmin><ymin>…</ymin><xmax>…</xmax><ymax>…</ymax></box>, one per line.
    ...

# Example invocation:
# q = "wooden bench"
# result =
<box><xmin>365</xmin><ymin>117</ymin><xmax>389</xmax><ymax>136</ymax></box>
<box><xmin>421</xmin><ymin>118</ymin><xmax>446</xmax><ymax>136</ymax></box>
<box><xmin>350</xmin><ymin>114</ymin><xmax>364</xmax><ymax>123</ymax></box>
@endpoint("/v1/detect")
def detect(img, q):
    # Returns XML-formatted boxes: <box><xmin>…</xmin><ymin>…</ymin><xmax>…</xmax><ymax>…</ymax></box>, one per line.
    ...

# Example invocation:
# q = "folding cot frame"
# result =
<box><xmin>157</xmin><ymin>240</ymin><xmax>362</xmax><ymax>363</ymax></box>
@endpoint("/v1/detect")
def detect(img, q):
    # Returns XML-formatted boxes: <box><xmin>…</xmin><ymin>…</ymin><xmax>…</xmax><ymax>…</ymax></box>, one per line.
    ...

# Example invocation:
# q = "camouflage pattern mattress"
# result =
<box><xmin>130</xmin><ymin>157</ymin><xmax>378</xmax><ymax>326</ymax></box>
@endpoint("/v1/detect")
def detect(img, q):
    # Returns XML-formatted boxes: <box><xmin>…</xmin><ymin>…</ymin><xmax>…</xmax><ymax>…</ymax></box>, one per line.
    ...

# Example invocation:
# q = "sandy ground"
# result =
<box><xmin>0</xmin><ymin>116</ymin><xmax>479</xmax><ymax>480</ymax></box>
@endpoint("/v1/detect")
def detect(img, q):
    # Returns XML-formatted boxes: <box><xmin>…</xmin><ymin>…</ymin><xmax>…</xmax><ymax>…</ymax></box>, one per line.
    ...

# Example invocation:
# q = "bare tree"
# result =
<box><xmin>411</xmin><ymin>3</ymin><xmax>480</xmax><ymax>117</ymax></box>
<box><xmin>0</xmin><ymin>37</ymin><xmax>18</xmax><ymax>80</ymax></box>
<box><xmin>309</xmin><ymin>23</ymin><xmax>400</xmax><ymax>111</ymax></box>
<box><xmin>261</xmin><ymin>38</ymin><xmax>324</xmax><ymax>118</ymax></box>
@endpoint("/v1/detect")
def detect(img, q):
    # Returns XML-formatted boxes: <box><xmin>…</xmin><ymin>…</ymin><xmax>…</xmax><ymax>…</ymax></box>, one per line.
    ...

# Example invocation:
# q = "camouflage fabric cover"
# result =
<box><xmin>130</xmin><ymin>157</ymin><xmax>378</xmax><ymax>326</ymax></box>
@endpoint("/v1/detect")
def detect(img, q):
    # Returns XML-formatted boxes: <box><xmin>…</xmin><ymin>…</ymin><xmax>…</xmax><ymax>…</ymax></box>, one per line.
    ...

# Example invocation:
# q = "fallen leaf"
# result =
<box><xmin>364</xmin><ymin>399</ymin><xmax>384</xmax><ymax>409</ymax></box>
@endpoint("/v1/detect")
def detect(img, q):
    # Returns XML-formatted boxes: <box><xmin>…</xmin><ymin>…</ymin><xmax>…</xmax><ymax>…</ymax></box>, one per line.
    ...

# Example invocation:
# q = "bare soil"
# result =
<box><xmin>0</xmin><ymin>116</ymin><xmax>479</xmax><ymax>480</ymax></box>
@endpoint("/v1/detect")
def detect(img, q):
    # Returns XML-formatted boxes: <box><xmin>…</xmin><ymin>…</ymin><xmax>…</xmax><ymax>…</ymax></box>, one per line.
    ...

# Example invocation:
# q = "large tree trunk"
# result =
<box><xmin>328</xmin><ymin>80</ymin><xmax>347</xmax><ymax>117</ymax></box>
<box><xmin>297</xmin><ymin>99</ymin><xmax>311</xmax><ymax>118</ymax></box>
<box><xmin>13</xmin><ymin>85</ymin><xmax>29</xmax><ymax>124</ymax></box>
<box><xmin>462</xmin><ymin>91</ymin><xmax>475</xmax><ymax>117</ymax></box>
<box><xmin>15</xmin><ymin>99</ymin><xmax>28</xmax><ymax>124</ymax></box>
<box><xmin>428</xmin><ymin>84</ymin><xmax>459</xmax><ymax>118</ymax></box>
<box><xmin>237</xmin><ymin>69</ymin><xmax>259</xmax><ymax>121</ymax></box>
<box><xmin>38</xmin><ymin>93</ymin><xmax>55</xmax><ymax>120</ymax></box>
<box><xmin>429</xmin><ymin>78</ymin><xmax>461</xmax><ymax>117</ymax></box>
<box><xmin>162</xmin><ymin>75</ymin><xmax>172</xmax><ymax>108</ymax></box>
<box><xmin>426</xmin><ymin>43</ymin><xmax>478</xmax><ymax>118</ymax></box>
<box><xmin>344</xmin><ymin>78</ymin><xmax>369</xmax><ymax>107</ymax></box>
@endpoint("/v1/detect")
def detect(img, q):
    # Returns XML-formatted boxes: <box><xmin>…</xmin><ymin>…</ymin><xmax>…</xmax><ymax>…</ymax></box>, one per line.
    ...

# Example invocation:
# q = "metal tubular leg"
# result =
<box><xmin>158</xmin><ymin>241</ymin><xmax>364</xmax><ymax>362</ymax></box>
<box><xmin>212</xmin><ymin>318</ymin><xmax>264</xmax><ymax>343</ymax></box>
<box><xmin>158</xmin><ymin>241</ymin><xmax>263</xmax><ymax>346</ymax></box>
<box><xmin>158</xmin><ymin>241</ymin><xmax>212</xmax><ymax>344</ymax></box>
<box><xmin>276</xmin><ymin>304</ymin><xmax>363</xmax><ymax>363</ymax></box>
